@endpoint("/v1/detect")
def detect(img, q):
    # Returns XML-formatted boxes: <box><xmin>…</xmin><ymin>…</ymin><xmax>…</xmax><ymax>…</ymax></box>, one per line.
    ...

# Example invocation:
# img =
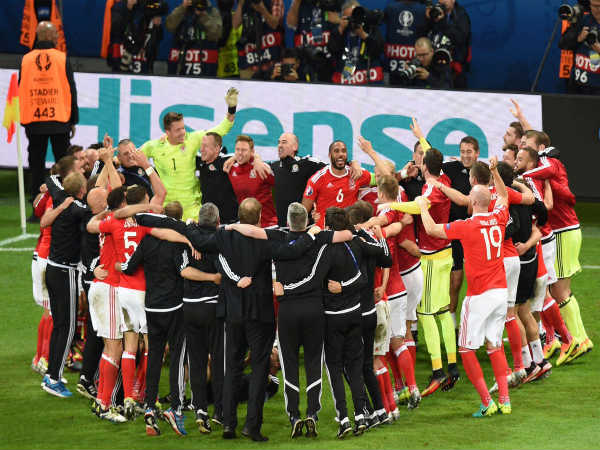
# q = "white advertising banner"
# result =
<box><xmin>0</xmin><ymin>69</ymin><xmax>542</xmax><ymax>169</ymax></box>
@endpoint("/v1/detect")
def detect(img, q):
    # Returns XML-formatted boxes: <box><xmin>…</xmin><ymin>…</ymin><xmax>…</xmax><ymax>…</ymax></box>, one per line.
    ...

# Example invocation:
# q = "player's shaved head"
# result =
<box><xmin>239</xmin><ymin>198</ymin><xmax>262</xmax><ymax>225</ymax></box>
<box><xmin>87</xmin><ymin>187</ymin><xmax>108</xmax><ymax>214</ymax></box>
<box><xmin>36</xmin><ymin>21</ymin><xmax>58</xmax><ymax>44</ymax></box>
<box><xmin>470</xmin><ymin>184</ymin><xmax>491</xmax><ymax>210</ymax></box>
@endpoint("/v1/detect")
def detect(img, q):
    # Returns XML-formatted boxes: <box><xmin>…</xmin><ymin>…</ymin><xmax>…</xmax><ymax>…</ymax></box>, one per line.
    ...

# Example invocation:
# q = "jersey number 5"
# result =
<box><xmin>480</xmin><ymin>225</ymin><xmax>502</xmax><ymax>261</ymax></box>
<box><xmin>124</xmin><ymin>231</ymin><xmax>138</xmax><ymax>261</ymax></box>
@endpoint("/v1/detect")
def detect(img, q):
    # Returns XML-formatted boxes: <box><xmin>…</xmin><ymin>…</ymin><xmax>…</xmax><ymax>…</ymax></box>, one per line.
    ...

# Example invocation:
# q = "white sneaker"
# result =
<box><xmin>99</xmin><ymin>407</ymin><xmax>127</xmax><ymax>423</ymax></box>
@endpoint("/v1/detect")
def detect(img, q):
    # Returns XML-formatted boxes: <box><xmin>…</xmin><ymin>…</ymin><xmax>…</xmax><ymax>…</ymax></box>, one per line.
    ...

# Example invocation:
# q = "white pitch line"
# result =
<box><xmin>583</xmin><ymin>265</ymin><xmax>600</xmax><ymax>269</ymax></box>
<box><xmin>0</xmin><ymin>233</ymin><xmax>38</xmax><ymax>246</ymax></box>
<box><xmin>0</xmin><ymin>247</ymin><xmax>34</xmax><ymax>252</ymax></box>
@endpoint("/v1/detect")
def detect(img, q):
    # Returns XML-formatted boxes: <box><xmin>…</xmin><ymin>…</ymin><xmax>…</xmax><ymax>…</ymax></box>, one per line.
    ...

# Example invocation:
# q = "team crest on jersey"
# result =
<box><xmin>398</xmin><ymin>10</ymin><xmax>414</xmax><ymax>36</ymax></box>
<box><xmin>250</xmin><ymin>170</ymin><xmax>257</xmax><ymax>178</ymax></box>
<box><xmin>137</xmin><ymin>168</ymin><xmax>144</xmax><ymax>176</ymax></box>
<box><xmin>292</xmin><ymin>164</ymin><xmax>299</xmax><ymax>173</ymax></box>
<box><xmin>180</xmin><ymin>145</ymin><xmax>186</xmax><ymax>153</ymax></box>
<box><xmin>209</xmin><ymin>164</ymin><xmax>216</xmax><ymax>171</ymax></box>
<box><xmin>349</xmin><ymin>178</ymin><xmax>356</xmax><ymax>190</ymax></box>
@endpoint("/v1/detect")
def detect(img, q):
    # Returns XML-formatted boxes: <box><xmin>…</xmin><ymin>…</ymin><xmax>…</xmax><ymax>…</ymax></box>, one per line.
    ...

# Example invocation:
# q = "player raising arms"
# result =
<box><xmin>416</xmin><ymin>156</ymin><xmax>513</xmax><ymax>418</ymax></box>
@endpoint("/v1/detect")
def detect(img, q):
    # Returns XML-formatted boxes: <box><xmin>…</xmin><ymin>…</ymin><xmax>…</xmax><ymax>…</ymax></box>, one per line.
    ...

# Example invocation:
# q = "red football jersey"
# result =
<box><xmin>35</xmin><ymin>196</ymin><xmax>53</xmax><ymax>259</ymax></box>
<box><xmin>489</xmin><ymin>186</ymin><xmax>522</xmax><ymax>258</ymax></box>
<box><xmin>228</xmin><ymin>161</ymin><xmax>277</xmax><ymax>228</ymax></box>
<box><xmin>536</xmin><ymin>241</ymin><xmax>547</xmax><ymax>277</ymax></box>
<box><xmin>417</xmin><ymin>175</ymin><xmax>451</xmax><ymax>253</ymax></box>
<box><xmin>304</xmin><ymin>166</ymin><xmax>372</xmax><ymax>227</ymax></box>
<box><xmin>99</xmin><ymin>216</ymin><xmax>153</xmax><ymax>291</ymax></box>
<box><xmin>357</xmin><ymin>186</ymin><xmax>378</xmax><ymax>215</ymax></box>
<box><xmin>396</xmin><ymin>223</ymin><xmax>420</xmax><ymax>273</ymax></box>
<box><xmin>523</xmin><ymin>176</ymin><xmax>553</xmax><ymax>239</ymax></box>
<box><xmin>379</xmin><ymin>212</ymin><xmax>407</xmax><ymax>296</ymax></box>
<box><xmin>94</xmin><ymin>213</ymin><xmax>120</xmax><ymax>287</ymax></box>
<box><xmin>444</xmin><ymin>205</ymin><xmax>509</xmax><ymax>296</ymax></box>
<box><xmin>524</xmin><ymin>157</ymin><xmax>579</xmax><ymax>232</ymax></box>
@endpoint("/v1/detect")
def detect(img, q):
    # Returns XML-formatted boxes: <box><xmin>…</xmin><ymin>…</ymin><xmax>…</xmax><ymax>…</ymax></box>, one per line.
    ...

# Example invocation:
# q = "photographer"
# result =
<box><xmin>426</xmin><ymin>0</ymin><xmax>471</xmax><ymax>88</ymax></box>
<box><xmin>402</xmin><ymin>36</ymin><xmax>452</xmax><ymax>88</ymax></box>
<box><xmin>233</xmin><ymin>0</ymin><xmax>285</xmax><ymax>79</ymax></box>
<box><xmin>216</xmin><ymin>0</ymin><xmax>242</xmax><ymax>78</ymax></box>
<box><xmin>327</xmin><ymin>0</ymin><xmax>385</xmax><ymax>85</ymax></box>
<box><xmin>253</xmin><ymin>47</ymin><xmax>302</xmax><ymax>81</ymax></box>
<box><xmin>384</xmin><ymin>0</ymin><xmax>429</xmax><ymax>86</ymax></box>
<box><xmin>107</xmin><ymin>0</ymin><xmax>169</xmax><ymax>74</ymax></box>
<box><xmin>166</xmin><ymin>0</ymin><xmax>223</xmax><ymax>77</ymax></box>
<box><xmin>286</xmin><ymin>0</ymin><xmax>341</xmax><ymax>81</ymax></box>
<box><xmin>558</xmin><ymin>0</ymin><xmax>600</xmax><ymax>95</ymax></box>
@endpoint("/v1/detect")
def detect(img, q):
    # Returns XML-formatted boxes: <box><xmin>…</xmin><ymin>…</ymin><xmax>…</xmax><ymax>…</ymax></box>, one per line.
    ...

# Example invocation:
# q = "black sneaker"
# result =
<box><xmin>196</xmin><ymin>410</ymin><xmax>211</xmax><ymax>434</ymax></box>
<box><xmin>377</xmin><ymin>411</ymin><xmax>390</xmax><ymax>426</ymax></box>
<box><xmin>442</xmin><ymin>363</ymin><xmax>460</xmax><ymax>391</ymax></box>
<box><xmin>211</xmin><ymin>413</ymin><xmax>224</xmax><ymax>427</ymax></box>
<box><xmin>145</xmin><ymin>408</ymin><xmax>161</xmax><ymax>436</ymax></box>
<box><xmin>304</xmin><ymin>415</ymin><xmax>318</xmax><ymax>437</ymax></box>
<box><xmin>77</xmin><ymin>375</ymin><xmax>97</xmax><ymax>400</ymax></box>
<box><xmin>222</xmin><ymin>426</ymin><xmax>236</xmax><ymax>439</ymax></box>
<box><xmin>337</xmin><ymin>420</ymin><xmax>352</xmax><ymax>439</ymax></box>
<box><xmin>290</xmin><ymin>417</ymin><xmax>303</xmax><ymax>438</ymax></box>
<box><xmin>422</xmin><ymin>370</ymin><xmax>448</xmax><ymax>397</ymax></box>
<box><xmin>366</xmin><ymin>414</ymin><xmax>380</xmax><ymax>430</ymax></box>
<box><xmin>353</xmin><ymin>417</ymin><xmax>367</xmax><ymax>436</ymax></box>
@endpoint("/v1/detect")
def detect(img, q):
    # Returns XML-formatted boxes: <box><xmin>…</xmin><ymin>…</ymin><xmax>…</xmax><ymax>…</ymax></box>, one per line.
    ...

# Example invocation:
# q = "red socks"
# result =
<box><xmin>488</xmin><ymin>348</ymin><xmax>510</xmax><ymax>405</ymax></box>
<box><xmin>99</xmin><ymin>353</ymin><xmax>120</xmax><ymax>408</ymax></box>
<box><xmin>35</xmin><ymin>316</ymin><xmax>45</xmax><ymax>362</ymax></box>
<box><xmin>375</xmin><ymin>366</ymin><xmax>395</xmax><ymax>413</ymax></box>
<box><xmin>460</xmin><ymin>349</ymin><xmax>491</xmax><ymax>407</ymax></box>
<box><xmin>133</xmin><ymin>352</ymin><xmax>148</xmax><ymax>402</ymax></box>
<box><xmin>121</xmin><ymin>351</ymin><xmax>137</xmax><ymax>399</ymax></box>
<box><xmin>542</xmin><ymin>296</ymin><xmax>572</xmax><ymax>344</ymax></box>
<box><xmin>405</xmin><ymin>339</ymin><xmax>417</xmax><ymax>364</ymax></box>
<box><xmin>42</xmin><ymin>315</ymin><xmax>53</xmax><ymax>360</ymax></box>
<box><xmin>395</xmin><ymin>345</ymin><xmax>417</xmax><ymax>391</ymax></box>
<box><xmin>385</xmin><ymin>351</ymin><xmax>404</xmax><ymax>391</ymax></box>
<box><xmin>505</xmin><ymin>316</ymin><xmax>524</xmax><ymax>371</ymax></box>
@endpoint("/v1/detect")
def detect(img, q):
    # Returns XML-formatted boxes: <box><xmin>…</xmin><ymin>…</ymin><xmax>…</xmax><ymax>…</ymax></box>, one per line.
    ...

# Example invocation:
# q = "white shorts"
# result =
<box><xmin>401</xmin><ymin>263</ymin><xmax>423</xmax><ymax>322</ymax></box>
<box><xmin>388</xmin><ymin>291</ymin><xmax>407</xmax><ymax>338</ymax></box>
<box><xmin>542</xmin><ymin>239</ymin><xmax>557</xmax><ymax>285</ymax></box>
<box><xmin>503</xmin><ymin>256</ymin><xmax>521</xmax><ymax>308</ymax></box>
<box><xmin>373</xmin><ymin>302</ymin><xmax>391</xmax><ymax>356</ymax></box>
<box><xmin>88</xmin><ymin>281</ymin><xmax>123</xmax><ymax>339</ymax></box>
<box><xmin>459</xmin><ymin>288</ymin><xmax>508</xmax><ymax>350</ymax></box>
<box><xmin>32</xmin><ymin>257</ymin><xmax>50</xmax><ymax>310</ymax></box>
<box><xmin>118</xmin><ymin>286</ymin><xmax>147</xmax><ymax>334</ymax></box>
<box><xmin>530</xmin><ymin>274</ymin><xmax>548</xmax><ymax>313</ymax></box>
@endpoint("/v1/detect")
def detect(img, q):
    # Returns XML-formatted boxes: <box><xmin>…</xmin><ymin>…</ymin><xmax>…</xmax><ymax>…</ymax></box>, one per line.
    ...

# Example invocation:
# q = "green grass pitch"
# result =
<box><xmin>0</xmin><ymin>169</ymin><xmax>598</xmax><ymax>449</ymax></box>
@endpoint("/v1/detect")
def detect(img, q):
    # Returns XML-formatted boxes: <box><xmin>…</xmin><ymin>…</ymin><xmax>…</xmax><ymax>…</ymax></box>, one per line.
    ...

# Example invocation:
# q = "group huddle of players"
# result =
<box><xmin>28</xmin><ymin>91</ymin><xmax>591</xmax><ymax>441</ymax></box>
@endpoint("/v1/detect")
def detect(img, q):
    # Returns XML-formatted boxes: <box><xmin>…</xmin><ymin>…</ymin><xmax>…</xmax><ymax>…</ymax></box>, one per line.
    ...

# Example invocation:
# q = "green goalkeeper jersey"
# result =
<box><xmin>140</xmin><ymin>116</ymin><xmax>233</xmax><ymax>221</ymax></box>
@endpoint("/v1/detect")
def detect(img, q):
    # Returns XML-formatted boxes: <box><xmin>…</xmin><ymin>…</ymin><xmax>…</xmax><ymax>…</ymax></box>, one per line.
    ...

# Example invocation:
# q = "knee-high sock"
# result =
<box><xmin>42</xmin><ymin>315</ymin><xmax>53</xmax><ymax>360</ymax></box>
<box><xmin>540</xmin><ymin>299</ymin><xmax>556</xmax><ymax>345</ymax></box>
<box><xmin>439</xmin><ymin>311</ymin><xmax>457</xmax><ymax>364</ymax></box>
<box><xmin>529</xmin><ymin>339</ymin><xmax>544</xmax><ymax>364</ymax></box>
<box><xmin>96</xmin><ymin>357</ymin><xmax>106</xmax><ymax>404</ymax></box>
<box><xmin>134</xmin><ymin>351</ymin><xmax>148</xmax><ymax>401</ymax></box>
<box><xmin>100</xmin><ymin>353</ymin><xmax>119</xmax><ymax>408</ymax></box>
<box><xmin>394</xmin><ymin>345</ymin><xmax>417</xmax><ymax>391</ymax></box>
<box><xmin>570</xmin><ymin>295</ymin><xmax>589</xmax><ymax>341</ymax></box>
<box><xmin>419</xmin><ymin>314</ymin><xmax>442</xmax><ymax>370</ymax></box>
<box><xmin>505</xmin><ymin>317</ymin><xmax>524</xmax><ymax>371</ymax></box>
<box><xmin>460</xmin><ymin>349</ymin><xmax>491</xmax><ymax>407</ymax></box>
<box><xmin>488</xmin><ymin>348</ymin><xmax>510</xmax><ymax>405</ymax></box>
<box><xmin>542</xmin><ymin>297</ymin><xmax>572</xmax><ymax>344</ymax></box>
<box><xmin>375</xmin><ymin>367</ymin><xmax>394</xmax><ymax>413</ymax></box>
<box><xmin>385</xmin><ymin>351</ymin><xmax>404</xmax><ymax>390</ymax></box>
<box><xmin>559</xmin><ymin>296</ymin><xmax>583</xmax><ymax>343</ymax></box>
<box><xmin>405</xmin><ymin>339</ymin><xmax>416</xmax><ymax>364</ymax></box>
<box><xmin>121</xmin><ymin>351</ymin><xmax>136</xmax><ymax>399</ymax></box>
<box><xmin>35</xmin><ymin>316</ymin><xmax>45</xmax><ymax>361</ymax></box>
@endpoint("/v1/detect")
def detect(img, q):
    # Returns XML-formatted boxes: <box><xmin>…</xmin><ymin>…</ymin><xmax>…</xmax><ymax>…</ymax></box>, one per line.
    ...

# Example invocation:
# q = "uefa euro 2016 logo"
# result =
<box><xmin>398</xmin><ymin>10</ymin><xmax>414</xmax><ymax>37</ymax></box>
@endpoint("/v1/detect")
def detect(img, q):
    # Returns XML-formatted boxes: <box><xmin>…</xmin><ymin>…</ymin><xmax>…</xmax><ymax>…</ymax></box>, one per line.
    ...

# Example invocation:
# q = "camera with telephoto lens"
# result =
<box><xmin>430</xmin><ymin>32</ymin><xmax>453</xmax><ymax>65</ymax></box>
<box><xmin>281</xmin><ymin>63</ymin><xmax>295</xmax><ymax>76</ymax></box>
<box><xmin>397</xmin><ymin>57</ymin><xmax>422</xmax><ymax>81</ymax></box>
<box><xmin>558</xmin><ymin>0</ymin><xmax>590</xmax><ymax>22</ymax></box>
<box><xmin>425</xmin><ymin>0</ymin><xmax>446</xmax><ymax>21</ymax></box>
<box><xmin>348</xmin><ymin>6</ymin><xmax>384</xmax><ymax>31</ymax></box>
<box><xmin>585</xmin><ymin>28</ymin><xmax>599</xmax><ymax>46</ymax></box>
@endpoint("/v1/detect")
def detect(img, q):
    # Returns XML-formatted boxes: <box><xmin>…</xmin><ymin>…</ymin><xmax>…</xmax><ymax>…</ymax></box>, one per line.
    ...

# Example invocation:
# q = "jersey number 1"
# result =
<box><xmin>480</xmin><ymin>225</ymin><xmax>502</xmax><ymax>261</ymax></box>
